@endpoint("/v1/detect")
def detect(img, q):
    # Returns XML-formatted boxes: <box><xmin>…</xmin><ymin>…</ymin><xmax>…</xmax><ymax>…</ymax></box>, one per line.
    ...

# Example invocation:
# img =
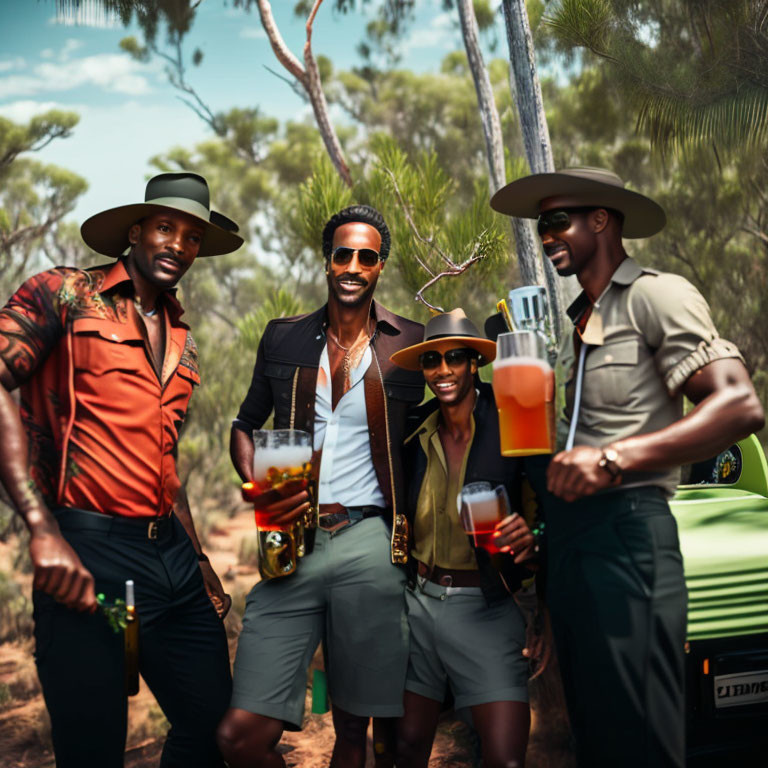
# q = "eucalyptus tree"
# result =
<box><xmin>546</xmin><ymin>0</ymin><xmax>768</xmax><ymax>156</ymax></box>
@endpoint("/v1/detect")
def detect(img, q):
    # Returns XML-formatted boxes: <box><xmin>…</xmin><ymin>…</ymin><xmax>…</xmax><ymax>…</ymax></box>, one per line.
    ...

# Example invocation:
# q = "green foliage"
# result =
<box><xmin>0</xmin><ymin>110</ymin><xmax>79</xmax><ymax>175</ymax></box>
<box><xmin>366</xmin><ymin>137</ymin><xmax>508</xmax><ymax>314</ymax></box>
<box><xmin>237</xmin><ymin>290</ymin><xmax>306</xmax><ymax>355</ymax></box>
<box><xmin>546</xmin><ymin>0</ymin><xmax>768</xmax><ymax>154</ymax></box>
<box><xmin>0</xmin><ymin>114</ymin><xmax>89</xmax><ymax>301</ymax></box>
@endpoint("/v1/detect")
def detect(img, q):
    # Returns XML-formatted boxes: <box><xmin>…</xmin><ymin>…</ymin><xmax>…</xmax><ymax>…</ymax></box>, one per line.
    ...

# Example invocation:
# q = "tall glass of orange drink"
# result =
<box><xmin>492</xmin><ymin>331</ymin><xmax>555</xmax><ymax>456</ymax></box>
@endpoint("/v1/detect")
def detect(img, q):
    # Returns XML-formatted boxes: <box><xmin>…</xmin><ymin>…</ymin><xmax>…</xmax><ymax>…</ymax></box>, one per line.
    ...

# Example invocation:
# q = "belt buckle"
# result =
<box><xmin>147</xmin><ymin>520</ymin><xmax>159</xmax><ymax>540</ymax></box>
<box><xmin>438</xmin><ymin>574</ymin><xmax>453</xmax><ymax>587</ymax></box>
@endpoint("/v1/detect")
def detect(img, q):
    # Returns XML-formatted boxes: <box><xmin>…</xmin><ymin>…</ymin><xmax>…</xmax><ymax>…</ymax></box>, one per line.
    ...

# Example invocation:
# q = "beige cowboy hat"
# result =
<box><xmin>390</xmin><ymin>309</ymin><xmax>497</xmax><ymax>371</ymax></box>
<box><xmin>490</xmin><ymin>166</ymin><xmax>666</xmax><ymax>238</ymax></box>
<box><xmin>80</xmin><ymin>172</ymin><xmax>244</xmax><ymax>257</ymax></box>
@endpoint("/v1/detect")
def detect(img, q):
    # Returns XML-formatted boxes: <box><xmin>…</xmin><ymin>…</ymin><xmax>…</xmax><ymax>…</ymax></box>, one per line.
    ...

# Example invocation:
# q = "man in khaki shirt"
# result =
<box><xmin>491</xmin><ymin>167</ymin><xmax>765</xmax><ymax>768</ymax></box>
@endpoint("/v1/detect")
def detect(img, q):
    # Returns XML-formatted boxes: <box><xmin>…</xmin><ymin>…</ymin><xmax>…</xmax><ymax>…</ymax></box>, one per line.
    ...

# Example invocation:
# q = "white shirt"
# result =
<box><xmin>314</xmin><ymin>343</ymin><xmax>386</xmax><ymax>507</ymax></box>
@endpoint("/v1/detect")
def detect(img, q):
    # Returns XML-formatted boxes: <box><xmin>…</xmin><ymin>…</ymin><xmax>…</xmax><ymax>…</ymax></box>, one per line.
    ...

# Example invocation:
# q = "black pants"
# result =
<box><xmin>545</xmin><ymin>487</ymin><xmax>687</xmax><ymax>768</ymax></box>
<box><xmin>33</xmin><ymin>509</ymin><xmax>231</xmax><ymax>768</ymax></box>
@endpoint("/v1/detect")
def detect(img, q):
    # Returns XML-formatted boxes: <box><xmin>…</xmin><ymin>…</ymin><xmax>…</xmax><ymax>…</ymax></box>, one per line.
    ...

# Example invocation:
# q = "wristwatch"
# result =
<box><xmin>598</xmin><ymin>447</ymin><xmax>622</xmax><ymax>480</ymax></box>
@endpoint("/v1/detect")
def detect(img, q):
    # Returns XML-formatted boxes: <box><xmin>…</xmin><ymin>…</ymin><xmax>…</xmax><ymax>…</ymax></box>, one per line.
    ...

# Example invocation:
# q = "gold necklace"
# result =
<box><xmin>328</xmin><ymin>327</ymin><xmax>370</xmax><ymax>380</ymax></box>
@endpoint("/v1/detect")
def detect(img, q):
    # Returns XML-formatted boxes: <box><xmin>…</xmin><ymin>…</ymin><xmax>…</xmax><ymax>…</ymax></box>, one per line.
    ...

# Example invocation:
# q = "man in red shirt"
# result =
<box><xmin>0</xmin><ymin>173</ymin><xmax>242</xmax><ymax>767</ymax></box>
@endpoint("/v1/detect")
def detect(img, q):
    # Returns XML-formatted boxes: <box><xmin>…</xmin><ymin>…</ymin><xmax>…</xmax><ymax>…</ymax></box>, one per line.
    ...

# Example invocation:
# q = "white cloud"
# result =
<box><xmin>399</xmin><ymin>11</ymin><xmax>456</xmax><ymax>55</ymax></box>
<box><xmin>41</xmin><ymin>49</ymin><xmax>55</xmax><ymax>60</ymax></box>
<box><xmin>0</xmin><ymin>100</ymin><xmax>83</xmax><ymax>123</ymax></box>
<box><xmin>0</xmin><ymin>53</ymin><xmax>156</xmax><ymax>99</ymax></box>
<box><xmin>0</xmin><ymin>58</ymin><xmax>27</xmax><ymax>73</ymax></box>
<box><xmin>240</xmin><ymin>26</ymin><xmax>267</xmax><ymax>40</ymax></box>
<box><xmin>60</xmin><ymin>38</ymin><xmax>85</xmax><ymax>61</ymax></box>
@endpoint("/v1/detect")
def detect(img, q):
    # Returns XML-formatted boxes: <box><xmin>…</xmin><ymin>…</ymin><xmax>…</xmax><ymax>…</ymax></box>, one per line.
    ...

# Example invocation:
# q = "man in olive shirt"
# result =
<box><xmin>390</xmin><ymin>310</ymin><xmax>537</xmax><ymax>768</ymax></box>
<box><xmin>491</xmin><ymin>167</ymin><xmax>765</xmax><ymax>768</ymax></box>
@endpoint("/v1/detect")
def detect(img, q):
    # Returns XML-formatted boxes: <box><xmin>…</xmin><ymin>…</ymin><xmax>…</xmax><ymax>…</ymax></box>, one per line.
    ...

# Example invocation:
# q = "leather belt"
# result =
<box><xmin>318</xmin><ymin>503</ymin><xmax>386</xmax><ymax>532</ymax></box>
<box><xmin>417</xmin><ymin>560</ymin><xmax>484</xmax><ymax>588</ymax></box>
<box><xmin>53</xmin><ymin>506</ymin><xmax>174</xmax><ymax>540</ymax></box>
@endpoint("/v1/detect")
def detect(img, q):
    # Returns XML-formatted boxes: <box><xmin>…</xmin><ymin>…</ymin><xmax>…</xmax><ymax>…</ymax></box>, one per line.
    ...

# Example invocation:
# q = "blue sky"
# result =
<box><xmin>0</xmin><ymin>0</ymin><xmax>474</xmax><ymax>221</ymax></box>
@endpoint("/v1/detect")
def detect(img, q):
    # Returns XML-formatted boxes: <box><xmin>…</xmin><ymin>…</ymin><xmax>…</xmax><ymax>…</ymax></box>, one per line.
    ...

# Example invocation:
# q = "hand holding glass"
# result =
<box><xmin>459</xmin><ymin>482</ymin><xmax>510</xmax><ymax>555</ymax></box>
<box><xmin>242</xmin><ymin>429</ymin><xmax>315</xmax><ymax>580</ymax></box>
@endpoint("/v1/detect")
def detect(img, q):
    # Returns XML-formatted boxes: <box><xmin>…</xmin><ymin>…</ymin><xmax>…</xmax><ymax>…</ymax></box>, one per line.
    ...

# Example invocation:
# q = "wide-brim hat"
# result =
<box><xmin>490</xmin><ymin>166</ymin><xmax>666</xmax><ymax>238</ymax></box>
<box><xmin>390</xmin><ymin>309</ymin><xmax>497</xmax><ymax>371</ymax></box>
<box><xmin>81</xmin><ymin>172</ymin><xmax>244</xmax><ymax>257</ymax></box>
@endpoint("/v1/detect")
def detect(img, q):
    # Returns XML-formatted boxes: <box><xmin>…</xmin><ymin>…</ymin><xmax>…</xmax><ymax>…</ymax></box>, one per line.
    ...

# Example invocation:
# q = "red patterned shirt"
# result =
<box><xmin>0</xmin><ymin>260</ymin><xmax>200</xmax><ymax>518</ymax></box>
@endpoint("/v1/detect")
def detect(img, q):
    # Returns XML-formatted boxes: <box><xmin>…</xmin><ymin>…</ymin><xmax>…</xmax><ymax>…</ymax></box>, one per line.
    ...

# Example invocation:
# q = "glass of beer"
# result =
<box><xmin>458</xmin><ymin>482</ymin><xmax>510</xmax><ymax>555</ymax></box>
<box><xmin>492</xmin><ymin>330</ymin><xmax>555</xmax><ymax>456</ymax></box>
<box><xmin>248</xmin><ymin>429</ymin><xmax>314</xmax><ymax>579</ymax></box>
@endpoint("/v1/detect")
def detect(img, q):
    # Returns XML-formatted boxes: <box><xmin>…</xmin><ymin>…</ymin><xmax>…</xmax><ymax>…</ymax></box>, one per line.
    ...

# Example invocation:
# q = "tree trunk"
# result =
<box><xmin>502</xmin><ymin>0</ymin><xmax>581</xmax><ymax>340</ymax></box>
<box><xmin>457</xmin><ymin>0</ymin><xmax>505</xmax><ymax>193</ymax></box>
<box><xmin>457</xmin><ymin>0</ymin><xmax>545</xmax><ymax>296</ymax></box>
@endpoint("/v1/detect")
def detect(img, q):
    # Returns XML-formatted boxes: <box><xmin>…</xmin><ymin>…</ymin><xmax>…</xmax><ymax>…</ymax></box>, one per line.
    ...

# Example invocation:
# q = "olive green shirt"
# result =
<box><xmin>557</xmin><ymin>258</ymin><xmax>744</xmax><ymax>496</ymax></box>
<box><xmin>409</xmin><ymin>409</ymin><xmax>478</xmax><ymax>571</ymax></box>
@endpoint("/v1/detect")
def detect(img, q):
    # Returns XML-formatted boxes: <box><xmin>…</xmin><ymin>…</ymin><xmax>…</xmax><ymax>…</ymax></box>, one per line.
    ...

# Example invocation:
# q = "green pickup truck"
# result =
<box><xmin>671</xmin><ymin>434</ymin><xmax>768</xmax><ymax>765</ymax></box>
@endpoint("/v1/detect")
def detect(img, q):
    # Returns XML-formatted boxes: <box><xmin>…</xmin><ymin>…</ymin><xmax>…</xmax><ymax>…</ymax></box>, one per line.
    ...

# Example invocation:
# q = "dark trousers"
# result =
<box><xmin>545</xmin><ymin>487</ymin><xmax>687</xmax><ymax>768</ymax></box>
<box><xmin>33</xmin><ymin>510</ymin><xmax>232</xmax><ymax>768</ymax></box>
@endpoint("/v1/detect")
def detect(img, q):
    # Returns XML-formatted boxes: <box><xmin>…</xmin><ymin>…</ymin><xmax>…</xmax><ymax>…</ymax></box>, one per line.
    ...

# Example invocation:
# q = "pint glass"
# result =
<box><xmin>250</xmin><ymin>429</ymin><xmax>314</xmax><ymax>579</ymax></box>
<box><xmin>492</xmin><ymin>331</ymin><xmax>556</xmax><ymax>456</ymax></box>
<box><xmin>458</xmin><ymin>482</ymin><xmax>510</xmax><ymax>555</ymax></box>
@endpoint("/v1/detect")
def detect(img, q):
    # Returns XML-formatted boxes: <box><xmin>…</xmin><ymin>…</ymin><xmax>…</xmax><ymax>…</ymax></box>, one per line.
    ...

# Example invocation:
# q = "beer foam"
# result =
<box><xmin>493</xmin><ymin>355</ymin><xmax>552</xmax><ymax>372</ymax></box>
<box><xmin>253</xmin><ymin>445</ymin><xmax>312</xmax><ymax>482</ymax></box>
<box><xmin>463</xmin><ymin>490</ymin><xmax>497</xmax><ymax>504</ymax></box>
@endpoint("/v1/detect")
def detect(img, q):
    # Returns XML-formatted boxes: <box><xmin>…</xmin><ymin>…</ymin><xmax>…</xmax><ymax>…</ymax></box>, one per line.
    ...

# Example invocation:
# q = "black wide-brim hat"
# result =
<box><xmin>81</xmin><ymin>172</ymin><xmax>244</xmax><ymax>257</ymax></box>
<box><xmin>490</xmin><ymin>166</ymin><xmax>666</xmax><ymax>238</ymax></box>
<box><xmin>390</xmin><ymin>309</ymin><xmax>497</xmax><ymax>371</ymax></box>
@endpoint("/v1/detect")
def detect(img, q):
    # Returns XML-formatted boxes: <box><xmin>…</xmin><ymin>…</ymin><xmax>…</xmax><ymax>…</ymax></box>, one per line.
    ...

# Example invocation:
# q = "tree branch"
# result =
<box><xmin>256</xmin><ymin>0</ymin><xmax>307</xmax><ymax>85</ymax></box>
<box><xmin>384</xmin><ymin>168</ymin><xmax>453</xmax><ymax>271</ymax></box>
<box><xmin>414</xmin><ymin>242</ymin><xmax>487</xmax><ymax>313</ymax></box>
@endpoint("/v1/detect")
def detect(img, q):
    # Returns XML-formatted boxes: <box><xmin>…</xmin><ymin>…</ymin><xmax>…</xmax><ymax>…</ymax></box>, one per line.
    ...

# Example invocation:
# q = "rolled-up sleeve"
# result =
<box><xmin>629</xmin><ymin>273</ymin><xmax>743</xmax><ymax>395</ymax></box>
<box><xmin>0</xmin><ymin>270</ymin><xmax>65</xmax><ymax>386</ymax></box>
<box><xmin>233</xmin><ymin>326</ymin><xmax>274</xmax><ymax>433</ymax></box>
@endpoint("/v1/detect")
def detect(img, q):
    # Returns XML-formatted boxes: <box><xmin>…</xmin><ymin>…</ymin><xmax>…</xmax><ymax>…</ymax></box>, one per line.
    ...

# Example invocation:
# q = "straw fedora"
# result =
<box><xmin>390</xmin><ymin>309</ymin><xmax>497</xmax><ymax>371</ymax></box>
<box><xmin>80</xmin><ymin>172</ymin><xmax>244</xmax><ymax>258</ymax></box>
<box><xmin>490</xmin><ymin>166</ymin><xmax>666</xmax><ymax>238</ymax></box>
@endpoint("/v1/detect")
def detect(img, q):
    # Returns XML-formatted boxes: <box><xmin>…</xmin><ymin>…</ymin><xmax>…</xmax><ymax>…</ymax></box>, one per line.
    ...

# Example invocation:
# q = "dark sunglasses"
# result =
<box><xmin>536</xmin><ymin>207</ymin><xmax>597</xmax><ymax>237</ymax></box>
<box><xmin>331</xmin><ymin>246</ymin><xmax>381</xmax><ymax>268</ymax></box>
<box><xmin>419</xmin><ymin>348</ymin><xmax>476</xmax><ymax>371</ymax></box>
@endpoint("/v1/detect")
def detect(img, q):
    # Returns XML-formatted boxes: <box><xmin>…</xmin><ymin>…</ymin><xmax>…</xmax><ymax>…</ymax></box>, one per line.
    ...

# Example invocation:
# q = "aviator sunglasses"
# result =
<box><xmin>536</xmin><ymin>207</ymin><xmax>597</xmax><ymax>237</ymax></box>
<box><xmin>419</xmin><ymin>347</ymin><xmax>475</xmax><ymax>371</ymax></box>
<box><xmin>331</xmin><ymin>246</ymin><xmax>382</xmax><ymax>268</ymax></box>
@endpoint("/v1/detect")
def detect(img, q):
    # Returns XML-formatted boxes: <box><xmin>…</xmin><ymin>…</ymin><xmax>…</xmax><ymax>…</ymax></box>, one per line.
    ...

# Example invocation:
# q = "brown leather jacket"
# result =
<box><xmin>233</xmin><ymin>301</ymin><xmax>424</xmax><ymax>563</ymax></box>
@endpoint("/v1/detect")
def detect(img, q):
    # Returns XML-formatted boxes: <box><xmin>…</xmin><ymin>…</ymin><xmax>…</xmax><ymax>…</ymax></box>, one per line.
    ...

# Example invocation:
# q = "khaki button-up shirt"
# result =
<box><xmin>409</xmin><ymin>409</ymin><xmax>478</xmax><ymax>571</ymax></box>
<box><xmin>557</xmin><ymin>258</ymin><xmax>743</xmax><ymax>495</ymax></box>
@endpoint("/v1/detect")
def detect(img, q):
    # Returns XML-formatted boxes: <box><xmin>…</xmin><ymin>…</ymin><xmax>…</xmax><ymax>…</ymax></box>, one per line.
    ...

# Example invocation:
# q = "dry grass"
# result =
<box><xmin>0</xmin><ymin>509</ymin><xmax>576</xmax><ymax>768</ymax></box>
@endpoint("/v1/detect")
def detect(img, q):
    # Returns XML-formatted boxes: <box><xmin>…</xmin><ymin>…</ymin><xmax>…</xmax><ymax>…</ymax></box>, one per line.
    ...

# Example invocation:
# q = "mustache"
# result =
<box><xmin>543</xmin><ymin>243</ymin><xmax>569</xmax><ymax>257</ymax></box>
<box><xmin>154</xmin><ymin>250</ymin><xmax>182</xmax><ymax>266</ymax></box>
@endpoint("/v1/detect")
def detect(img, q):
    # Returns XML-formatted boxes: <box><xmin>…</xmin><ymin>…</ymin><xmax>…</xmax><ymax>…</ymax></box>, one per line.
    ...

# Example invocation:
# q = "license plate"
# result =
<box><xmin>714</xmin><ymin>669</ymin><xmax>768</xmax><ymax>709</ymax></box>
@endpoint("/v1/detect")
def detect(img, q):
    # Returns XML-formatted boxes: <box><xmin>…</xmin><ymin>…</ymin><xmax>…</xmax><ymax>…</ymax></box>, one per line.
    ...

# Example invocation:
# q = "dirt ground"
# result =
<box><xmin>0</xmin><ymin>510</ymin><xmax>576</xmax><ymax>768</ymax></box>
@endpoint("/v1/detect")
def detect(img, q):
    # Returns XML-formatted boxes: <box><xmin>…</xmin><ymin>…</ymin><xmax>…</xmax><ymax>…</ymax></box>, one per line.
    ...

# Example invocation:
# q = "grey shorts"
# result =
<box><xmin>231</xmin><ymin>516</ymin><xmax>408</xmax><ymax>729</ymax></box>
<box><xmin>405</xmin><ymin>576</ymin><xmax>529</xmax><ymax>710</ymax></box>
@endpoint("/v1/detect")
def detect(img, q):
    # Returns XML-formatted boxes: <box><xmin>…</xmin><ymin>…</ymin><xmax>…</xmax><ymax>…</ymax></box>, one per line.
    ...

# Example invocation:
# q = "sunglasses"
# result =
<box><xmin>331</xmin><ymin>246</ymin><xmax>381</xmax><ymax>268</ymax></box>
<box><xmin>536</xmin><ymin>207</ymin><xmax>597</xmax><ymax>237</ymax></box>
<box><xmin>419</xmin><ymin>348</ymin><xmax>475</xmax><ymax>371</ymax></box>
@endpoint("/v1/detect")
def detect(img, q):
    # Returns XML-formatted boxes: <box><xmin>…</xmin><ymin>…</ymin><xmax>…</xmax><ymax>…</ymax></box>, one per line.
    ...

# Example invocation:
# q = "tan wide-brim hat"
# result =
<box><xmin>490</xmin><ymin>166</ymin><xmax>666</xmax><ymax>238</ymax></box>
<box><xmin>81</xmin><ymin>172</ymin><xmax>244</xmax><ymax>257</ymax></box>
<box><xmin>390</xmin><ymin>309</ymin><xmax>497</xmax><ymax>371</ymax></box>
